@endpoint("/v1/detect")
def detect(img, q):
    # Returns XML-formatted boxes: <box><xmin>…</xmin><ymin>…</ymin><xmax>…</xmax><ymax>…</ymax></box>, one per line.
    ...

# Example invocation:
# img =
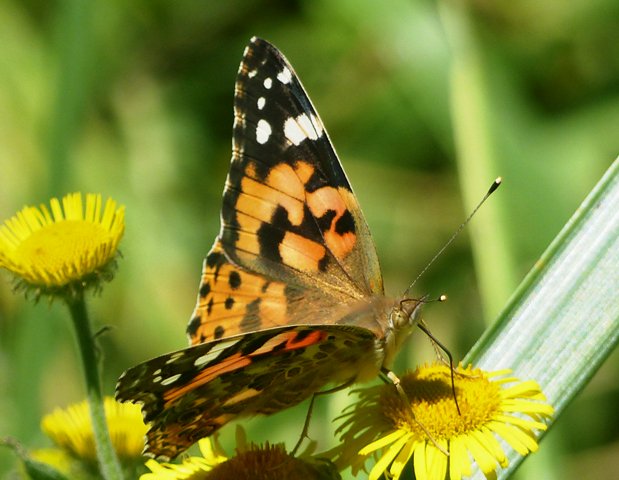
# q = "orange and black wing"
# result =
<box><xmin>187</xmin><ymin>37</ymin><xmax>384</xmax><ymax>344</ymax></box>
<box><xmin>116</xmin><ymin>324</ymin><xmax>377</xmax><ymax>460</ymax></box>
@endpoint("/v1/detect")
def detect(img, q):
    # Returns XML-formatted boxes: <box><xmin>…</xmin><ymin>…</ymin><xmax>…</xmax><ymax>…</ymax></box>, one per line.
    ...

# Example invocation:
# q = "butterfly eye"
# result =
<box><xmin>390</xmin><ymin>308</ymin><xmax>409</xmax><ymax>330</ymax></box>
<box><xmin>396</xmin><ymin>298</ymin><xmax>423</xmax><ymax>326</ymax></box>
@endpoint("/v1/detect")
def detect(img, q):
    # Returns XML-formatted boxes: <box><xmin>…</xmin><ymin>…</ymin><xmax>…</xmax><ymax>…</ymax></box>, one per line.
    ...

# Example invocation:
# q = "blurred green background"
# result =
<box><xmin>0</xmin><ymin>1</ymin><xmax>617</xmax><ymax>478</ymax></box>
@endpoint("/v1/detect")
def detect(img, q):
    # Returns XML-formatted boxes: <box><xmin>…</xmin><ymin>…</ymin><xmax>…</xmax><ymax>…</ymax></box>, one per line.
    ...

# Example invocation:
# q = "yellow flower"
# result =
<box><xmin>141</xmin><ymin>438</ymin><xmax>227</xmax><ymax>480</ymax></box>
<box><xmin>330</xmin><ymin>363</ymin><xmax>554</xmax><ymax>480</ymax></box>
<box><xmin>0</xmin><ymin>193</ymin><xmax>124</xmax><ymax>295</ymax></box>
<box><xmin>26</xmin><ymin>448</ymin><xmax>93</xmax><ymax>479</ymax></box>
<box><xmin>142</xmin><ymin>428</ymin><xmax>340</xmax><ymax>480</ymax></box>
<box><xmin>41</xmin><ymin>396</ymin><xmax>147</xmax><ymax>462</ymax></box>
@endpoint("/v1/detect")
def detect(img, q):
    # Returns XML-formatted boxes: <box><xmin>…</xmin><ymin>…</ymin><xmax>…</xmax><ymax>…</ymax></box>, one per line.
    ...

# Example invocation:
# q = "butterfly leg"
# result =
<box><xmin>416</xmin><ymin>320</ymin><xmax>461</xmax><ymax>415</ymax></box>
<box><xmin>381</xmin><ymin>367</ymin><xmax>449</xmax><ymax>457</ymax></box>
<box><xmin>291</xmin><ymin>378</ymin><xmax>356</xmax><ymax>456</ymax></box>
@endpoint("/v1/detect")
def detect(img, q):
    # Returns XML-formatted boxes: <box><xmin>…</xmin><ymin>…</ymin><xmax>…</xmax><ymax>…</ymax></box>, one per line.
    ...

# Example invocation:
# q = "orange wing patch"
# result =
<box><xmin>307</xmin><ymin>186</ymin><xmax>357</xmax><ymax>260</ymax></box>
<box><xmin>223</xmin><ymin>156</ymin><xmax>373</xmax><ymax>295</ymax></box>
<box><xmin>186</xmin><ymin>240</ymin><xmax>288</xmax><ymax>345</ymax></box>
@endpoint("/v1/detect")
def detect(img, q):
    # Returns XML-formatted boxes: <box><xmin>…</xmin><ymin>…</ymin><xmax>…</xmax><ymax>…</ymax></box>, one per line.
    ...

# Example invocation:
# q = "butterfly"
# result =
<box><xmin>115</xmin><ymin>36</ymin><xmax>425</xmax><ymax>461</ymax></box>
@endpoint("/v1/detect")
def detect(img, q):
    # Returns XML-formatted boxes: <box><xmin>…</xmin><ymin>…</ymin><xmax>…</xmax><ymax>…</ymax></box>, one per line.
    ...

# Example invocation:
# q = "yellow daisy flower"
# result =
<box><xmin>330</xmin><ymin>363</ymin><xmax>554</xmax><ymax>480</ymax></box>
<box><xmin>41</xmin><ymin>396</ymin><xmax>147</xmax><ymax>462</ymax></box>
<box><xmin>0</xmin><ymin>193</ymin><xmax>124</xmax><ymax>295</ymax></box>
<box><xmin>142</xmin><ymin>428</ymin><xmax>340</xmax><ymax>480</ymax></box>
<box><xmin>26</xmin><ymin>448</ymin><xmax>92</xmax><ymax>479</ymax></box>
<box><xmin>141</xmin><ymin>438</ymin><xmax>228</xmax><ymax>480</ymax></box>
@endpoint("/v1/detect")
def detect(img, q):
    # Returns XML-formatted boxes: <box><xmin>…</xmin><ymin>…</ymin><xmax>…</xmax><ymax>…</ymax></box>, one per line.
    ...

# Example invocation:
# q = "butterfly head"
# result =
<box><xmin>382</xmin><ymin>297</ymin><xmax>425</xmax><ymax>366</ymax></box>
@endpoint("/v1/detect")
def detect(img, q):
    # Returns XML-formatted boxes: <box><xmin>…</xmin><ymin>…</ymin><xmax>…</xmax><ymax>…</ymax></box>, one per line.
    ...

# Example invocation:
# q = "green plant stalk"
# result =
<box><xmin>66</xmin><ymin>292</ymin><xmax>123</xmax><ymax>480</ymax></box>
<box><xmin>439</xmin><ymin>0</ymin><xmax>518</xmax><ymax>321</ymax></box>
<box><xmin>464</xmin><ymin>158</ymin><xmax>619</xmax><ymax>478</ymax></box>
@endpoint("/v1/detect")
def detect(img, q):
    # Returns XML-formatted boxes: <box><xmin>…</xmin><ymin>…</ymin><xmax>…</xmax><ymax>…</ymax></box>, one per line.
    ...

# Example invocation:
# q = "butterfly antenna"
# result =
<box><xmin>402</xmin><ymin>177</ymin><xmax>502</xmax><ymax>298</ymax></box>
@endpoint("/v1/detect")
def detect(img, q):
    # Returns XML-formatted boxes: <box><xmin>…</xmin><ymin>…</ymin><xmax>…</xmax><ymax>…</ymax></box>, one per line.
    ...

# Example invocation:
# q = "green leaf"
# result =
<box><xmin>465</xmin><ymin>158</ymin><xmax>619</xmax><ymax>478</ymax></box>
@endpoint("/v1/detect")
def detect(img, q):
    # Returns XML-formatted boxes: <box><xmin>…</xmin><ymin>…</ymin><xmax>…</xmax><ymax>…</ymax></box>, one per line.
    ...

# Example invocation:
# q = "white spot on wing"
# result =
<box><xmin>256</xmin><ymin>119</ymin><xmax>272</xmax><ymax>144</ymax></box>
<box><xmin>248</xmin><ymin>70</ymin><xmax>257</xmax><ymax>78</ymax></box>
<box><xmin>153</xmin><ymin>376</ymin><xmax>162</xmax><ymax>383</ymax></box>
<box><xmin>216</xmin><ymin>338</ymin><xmax>241</xmax><ymax>351</ymax></box>
<box><xmin>284</xmin><ymin>117</ymin><xmax>305</xmax><ymax>145</ymax></box>
<box><xmin>263</xmin><ymin>77</ymin><xmax>273</xmax><ymax>89</ymax></box>
<box><xmin>309</xmin><ymin>113</ymin><xmax>324</xmax><ymax>137</ymax></box>
<box><xmin>284</xmin><ymin>114</ymin><xmax>322</xmax><ymax>146</ymax></box>
<box><xmin>165</xmin><ymin>352</ymin><xmax>185</xmax><ymax>364</ymax></box>
<box><xmin>277</xmin><ymin>67</ymin><xmax>292</xmax><ymax>84</ymax></box>
<box><xmin>298</xmin><ymin>114</ymin><xmax>318</xmax><ymax>140</ymax></box>
<box><xmin>194</xmin><ymin>350</ymin><xmax>221</xmax><ymax>367</ymax></box>
<box><xmin>160</xmin><ymin>374</ymin><xmax>182</xmax><ymax>386</ymax></box>
<box><xmin>257</xmin><ymin>97</ymin><xmax>266</xmax><ymax>110</ymax></box>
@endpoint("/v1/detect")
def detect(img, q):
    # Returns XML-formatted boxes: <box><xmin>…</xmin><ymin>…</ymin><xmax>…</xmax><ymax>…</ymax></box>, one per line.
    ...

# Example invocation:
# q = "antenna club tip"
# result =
<box><xmin>487</xmin><ymin>177</ymin><xmax>502</xmax><ymax>195</ymax></box>
<box><xmin>439</xmin><ymin>294</ymin><xmax>447</xmax><ymax>302</ymax></box>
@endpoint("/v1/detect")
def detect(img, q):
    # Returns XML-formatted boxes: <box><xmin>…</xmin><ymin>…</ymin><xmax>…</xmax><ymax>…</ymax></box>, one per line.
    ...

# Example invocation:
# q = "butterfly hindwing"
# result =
<box><xmin>116</xmin><ymin>324</ymin><xmax>378</xmax><ymax>460</ymax></box>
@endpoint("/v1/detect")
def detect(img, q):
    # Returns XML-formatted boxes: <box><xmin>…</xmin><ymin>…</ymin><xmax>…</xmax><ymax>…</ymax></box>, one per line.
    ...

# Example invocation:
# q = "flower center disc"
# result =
<box><xmin>382</xmin><ymin>366</ymin><xmax>502</xmax><ymax>440</ymax></box>
<box><xmin>16</xmin><ymin>221</ymin><xmax>112</xmax><ymax>283</ymax></box>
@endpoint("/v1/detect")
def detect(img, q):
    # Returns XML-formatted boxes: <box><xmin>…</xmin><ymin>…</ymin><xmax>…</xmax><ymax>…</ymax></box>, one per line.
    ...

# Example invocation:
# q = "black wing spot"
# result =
<box><xmin>229</xmin><ymin>271</ymin><xmax>241</xmax><ymax>289</ymax></box>
<box><xmin>335</xmin><ymin>209</ymin><xmax>355</xmax><ymax>235</ymax></box>
<box><xmin>206</xmin><ymin>251</ymin><xmax>223</xmax><ymax>268</ymax></box>
<box><xmin>316</xmin><ymin>209</ymin><xmax>336</xmax><ymax>233</ymax></box>
<box><xmin>257</xmin><ymin>206</ymin><xmax>288</xmax><ymax>262</ymax></box>
<box><xmin>199</xmin><ymin>282</ymin><xmax>211</xmax><ymax>298</ymax></box>
<box><xmin>207</xmin><ymin>297</ymin><xmax>214</xmax><ymax>315</ymax></box>
<box><xmin>225</xmin><ymin>297</ymin><xmax>235</xmax><ymax>310</ymax></box>
<box><xmin>214</xmin><ymin>325</ymin><xmax>225</xmax><ymax>339</ymax></box>
<box><xmin>206</xmin><ymin>251</ymin><xmax>225</xmax><ymax>281</ymax></box>
<box><xmin>186</xmin><ymin>316</ymin><xmax>201</xmax><ymax>337</ymax></box>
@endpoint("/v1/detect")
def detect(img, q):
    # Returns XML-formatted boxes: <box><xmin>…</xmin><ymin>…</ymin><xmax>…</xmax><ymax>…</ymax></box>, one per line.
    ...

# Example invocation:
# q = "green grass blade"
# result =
<box><xmin>465</xmin><ymin>157</ymin><xmax>619</xmax><ymax>478</ymax></box>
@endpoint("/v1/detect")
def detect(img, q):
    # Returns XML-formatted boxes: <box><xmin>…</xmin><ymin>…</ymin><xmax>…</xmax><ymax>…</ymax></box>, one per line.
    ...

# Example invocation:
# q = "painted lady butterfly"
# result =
<box><xmin>116</xmin><ymin>37</ymin><xmax>426</xmax><ymax>460</ymax></box>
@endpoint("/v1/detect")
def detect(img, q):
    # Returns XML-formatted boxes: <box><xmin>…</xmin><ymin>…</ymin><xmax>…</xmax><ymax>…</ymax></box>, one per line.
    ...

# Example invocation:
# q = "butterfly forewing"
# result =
<box><xmin>221</xmin><ymin>37</ymin><xmax>383</xmax><ymax>297</ymax></box>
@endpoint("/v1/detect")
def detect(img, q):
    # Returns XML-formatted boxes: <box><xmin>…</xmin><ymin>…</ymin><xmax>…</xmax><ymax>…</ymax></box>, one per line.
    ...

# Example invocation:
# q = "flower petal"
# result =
<box><xmin>368</xmin><ymin>434</ymin><xmax>413</xmax><ymax>480</ymax></box>
<box><xmin>487</xmin><ymin>421</ymin><xmax>539</xmax><ymax>455</ymax></box>
<box><xmin>449</xmin><ymin>436</ymin><xmax>472</xmax><ymax>480</ymax></box>
<box><xmin>359</xmin><ymin>429</ymin><xmax>407</xmax><ymax>455</ymax></box>
<box><xmin>389</xmin><ymin>438</ymin><xmax>418</xmax><ymax>479</ymax></box>
<box><xmin>425</xmin><ymin>441</ymin><xmax>448</xmax><ymax>480</ymax></box>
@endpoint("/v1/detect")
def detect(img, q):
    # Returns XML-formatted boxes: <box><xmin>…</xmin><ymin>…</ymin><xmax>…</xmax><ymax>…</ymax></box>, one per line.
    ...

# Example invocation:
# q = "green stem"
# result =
<box><xmin>439</xmin><ymin>0</ymin><xmax>518</xmax><ymax>320</ymax></box>
<box><xmin>66</xmin><ymin>292</ymin><xmax>123</xmax><ymax>480</ymax></box>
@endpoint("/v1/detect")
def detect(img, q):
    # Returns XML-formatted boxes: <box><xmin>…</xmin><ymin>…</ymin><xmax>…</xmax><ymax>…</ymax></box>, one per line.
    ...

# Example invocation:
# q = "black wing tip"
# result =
<box><xmin>246</xmin><ymin>36</ymin><xmax>283</xmax><ymax>58</ymax></box>
<box><xmin>249</xmin><ymin>36</ymin><xmax>268</xmax><ymax>46</ymax></box>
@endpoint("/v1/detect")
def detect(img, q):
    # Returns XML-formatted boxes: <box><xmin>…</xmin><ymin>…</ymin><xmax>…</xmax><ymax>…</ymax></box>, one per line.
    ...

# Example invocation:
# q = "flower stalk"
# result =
<box><xmin>66</xmin><ymin>291</ymin><xmax>124</xmax><ymax>480</ymax></box>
